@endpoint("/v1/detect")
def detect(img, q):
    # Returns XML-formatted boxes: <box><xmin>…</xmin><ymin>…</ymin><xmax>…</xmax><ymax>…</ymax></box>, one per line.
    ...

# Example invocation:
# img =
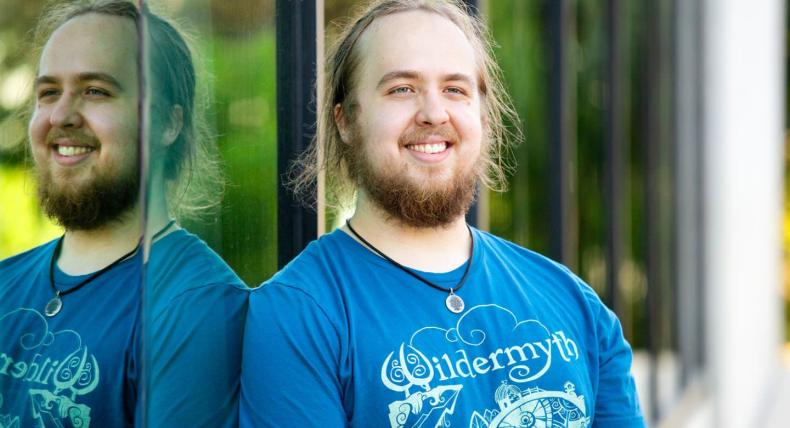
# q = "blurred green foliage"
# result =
<box><xmin>0</xmin><ymin>0</ymin><xmax>58</xmax><ymax>254</ymax></box>
<box><xmin>0</xmin><ymin>0</ymin><xmax>279</xmax><ymax>287</ymax></box>
<box><xmin>486</xmin><ymin>0</ymin><xmax>656</xmax><ymax>346</ymax></box>
<box><xmin>1</xmin><ymin>0</ymin><xmax>787</xmax><ymax>347</ymax></box>
<box><xmin>186</xmin><ymin>19</ymin><xmax>279</xmax><ymax>286</ymax></box>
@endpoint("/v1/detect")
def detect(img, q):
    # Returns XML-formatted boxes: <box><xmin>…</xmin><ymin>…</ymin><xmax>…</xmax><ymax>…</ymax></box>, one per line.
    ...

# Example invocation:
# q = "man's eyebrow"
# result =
<box><xmin>78</xmin><ymin>72</ymin><xmax>124</xmax><ymax>91</ymax></box>
<box><xmin>33</xmin><ymin>75</ymin><xmax>59</xmax><ymax>88</ymax></box>
<box><xmin>444</xmin><ymin>73</ymin><xmax>475</xmax><ymax>86</ymax></box>
<box><xmin>376</xmin><ymin>70</ymin><xmax>420</xmax><ymax>89</ymax></box>
<box><xmin>376</xmin><ymin>70</ymin><xmax>476</xmax><ymax>89</ymax></box>
<box><xmin>34</xmin><ymin>72</ymin><xmax>125</xmax><ymax>91</ymax></box>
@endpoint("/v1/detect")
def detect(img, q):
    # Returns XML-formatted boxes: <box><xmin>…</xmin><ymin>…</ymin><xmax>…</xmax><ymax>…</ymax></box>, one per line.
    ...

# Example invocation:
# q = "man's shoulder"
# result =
<box><xmin>150</xmin><ymin>228</ymin><xmax>247</xmax><ymax>290</ymax></box>
<box><xmin>253</xmin><ymin>228</ymin><xmax>366</xmax><ymax>302</ymax></box>
<box><xmin>474</xmin><ymin>228</ymin><xmax>602</xmax><ymax>300</ymax></box>
<box><xmin>474</xmin><ymin>228</ymin><xmax>565</xmax><ymax>270</ymax></box>
<box><xmin>261</xmin><ymin>229</ymin><xmax>349</xmax><ymax>287</ymax></box>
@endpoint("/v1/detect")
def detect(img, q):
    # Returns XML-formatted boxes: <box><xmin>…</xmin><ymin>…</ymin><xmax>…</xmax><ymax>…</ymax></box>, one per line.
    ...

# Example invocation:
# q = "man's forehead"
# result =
<box><xmin>38</xmin><ymin>13</ymin><xmax>138</xmax><ymax>82</ymax></box>
<box><xmin>357</xmin><ymin>10</ymin><xmax>478</xmax><ymax>80</ymax></box>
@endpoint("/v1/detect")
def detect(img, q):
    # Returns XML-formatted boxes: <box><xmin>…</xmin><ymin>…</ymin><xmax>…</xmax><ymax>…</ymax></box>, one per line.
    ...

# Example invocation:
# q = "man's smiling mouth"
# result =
<box><xmin>55</xmin><ymin>145</ymin><xmax>95</xmax><ymax>157</ymax></box>
<box><xmin>405</xmin><ymin>142</ymin><xmax>449</xmax><ymax>154</ymax></box>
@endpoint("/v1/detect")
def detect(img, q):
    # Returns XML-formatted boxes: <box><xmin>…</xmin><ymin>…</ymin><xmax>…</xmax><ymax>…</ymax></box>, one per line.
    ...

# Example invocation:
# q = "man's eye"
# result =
<box><xmin>37</xmin><ymin>89</ymin><xmax>59</xmax><ymax>99</ymax></box>
<box><xmin>389</xmin><ymin>86</ymin><xmax>413</xmax><ymax>95</ymax></box>
<box><xmin>85</xmin><ymin>87</ymin><xmax>110</xmax><ymax>97</ymax></box>
<box><xmin>446</xmin><ymin>87</ymin><xmax>466</xmax><ymax>95</ymax></box>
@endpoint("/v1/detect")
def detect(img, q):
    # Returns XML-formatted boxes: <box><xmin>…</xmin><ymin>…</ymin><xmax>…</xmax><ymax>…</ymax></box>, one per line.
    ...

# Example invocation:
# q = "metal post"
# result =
<box><xmin>462</xmin><ymin>0</ymin><xmax>480</xmax><ymax>228</ymax></box>
<box><xmin>547</xmin><ymin>0</ymin><xmax>578</xmax><ymax>269</ymax></box>
<box><xmin>276</xmin><ymin>0</ymin><xmax>319</xmax><ymax>268</ymax></box>
<box><xmin>604</xmin><ymin>0</ymin><xmax>627</xmax><ymax>317</ymax></box>
<box><xmin>642</xmin><ymin>0</ymin><xmax>662</xmax><ymax>420</ymax></box>
<box><xmin>675</xmin><ymin>0</ymin><xmax>706</xmax><ymax>380</ymax></box>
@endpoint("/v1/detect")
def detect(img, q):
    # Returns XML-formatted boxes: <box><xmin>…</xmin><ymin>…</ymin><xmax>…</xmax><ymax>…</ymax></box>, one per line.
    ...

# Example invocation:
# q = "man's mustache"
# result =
<box><xmin>398</xmin><ymin>126</ymin><xmax>459</xmax><ymax>146</ymax></box>
<box><xmin>45</xmin><ymin>129</ymin><xmax>99</xmax><ymax>148</ymax></box>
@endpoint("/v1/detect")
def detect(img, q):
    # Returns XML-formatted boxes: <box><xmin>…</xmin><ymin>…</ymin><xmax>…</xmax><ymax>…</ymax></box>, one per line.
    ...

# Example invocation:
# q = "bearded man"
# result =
<box><xmin>0</xmin><ymin>1</ymin><xmax>248</xmax><ymax>427</ymax></box>
<box><xmin>240</xmin><ymin>0</ymin><xmax>645</xmax><ymax>427</ymax></box>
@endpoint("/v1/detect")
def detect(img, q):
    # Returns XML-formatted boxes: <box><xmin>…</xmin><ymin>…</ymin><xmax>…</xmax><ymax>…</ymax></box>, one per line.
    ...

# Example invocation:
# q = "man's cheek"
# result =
<box><xmin>28</xmin><ymin>117</ymin><xmax>46</xmax><ymax>145</ymax></box>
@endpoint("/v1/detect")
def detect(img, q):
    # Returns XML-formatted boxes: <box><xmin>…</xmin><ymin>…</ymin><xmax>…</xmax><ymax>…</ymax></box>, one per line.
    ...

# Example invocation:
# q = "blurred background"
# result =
<box><xmin>0</xmin><ymin>0</ymin><xmax>786</xmax><ymax>426</ymax></box>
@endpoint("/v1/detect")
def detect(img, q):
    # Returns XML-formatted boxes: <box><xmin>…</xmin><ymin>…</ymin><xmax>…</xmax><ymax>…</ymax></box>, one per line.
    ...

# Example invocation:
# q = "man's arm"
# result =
<box><xmin>593</xmin><ymin>303</ymin><xmax>646</xmax><ymax>428</ymax></box>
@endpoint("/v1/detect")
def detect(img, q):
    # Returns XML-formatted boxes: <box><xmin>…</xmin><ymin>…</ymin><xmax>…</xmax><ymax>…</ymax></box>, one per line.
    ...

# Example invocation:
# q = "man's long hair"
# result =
<box><xmin>32</xmin><ymin>0</ymin><xmax>223</xmax><ymax>221</ymax></box>
<box><xmin>290</xmin><ymin>0</ymin><xmax>522</xmax><ymax>209</ymax></box>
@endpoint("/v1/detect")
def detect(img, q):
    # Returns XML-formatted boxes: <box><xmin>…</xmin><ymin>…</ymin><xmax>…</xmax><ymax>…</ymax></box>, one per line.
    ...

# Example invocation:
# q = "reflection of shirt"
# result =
<box><xmin>0</xmin><ymin>229</ymin><xmax>249</xmax><ymax>428</ymax></box>
<box><xmin>241</xmin><ymin>228</ymin><xmax>645</xmax><ymax>428</ymax></box>
<box><xmin>144</xmin><ymin>230</ymin><xmax>249</xmax><ymax>428</ymax></box>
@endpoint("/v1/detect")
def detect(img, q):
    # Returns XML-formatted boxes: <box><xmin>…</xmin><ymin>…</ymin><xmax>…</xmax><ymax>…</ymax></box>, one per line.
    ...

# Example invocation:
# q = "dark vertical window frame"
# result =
<box><xmin>664</xmin><ymin>0</ymin><xmax>682</xmax><ymax>414</ymax></box>
<box><xmin>462</xmin><ymin>0</ymin><xmax>480</xmax><ymax>229</ymax></box>
<box><xmin>276</xmin><ymin>0</ymin><xmax>320</xmax><ymax>268</ymax></box>
<box><xmin>604</xmin><ymin>0</ymin><xmax>628</xmax><ymax>318</ymax></box>
<box><xmin>642</xmin><ymin>0</ymin><xmax>665</xmax><ymax>420</ymax></box>
<box><xmin>547</xmin><ymin>0</ymin><xmax>578</xmax><ymax>270</ymax></box>
<box><xmin>675</xmin><ymin>0</ymin><xmax>706</xmax><ymax>383</ymax></box>
<box><xmin>662</xmin><ymin>0</ymin><xmax>682</xmax><ymax>409</ymax></box>
<box><xmin>692</xmin><ymin>0</ymin><xmax>707</xmax><ymax>376</ymax></box>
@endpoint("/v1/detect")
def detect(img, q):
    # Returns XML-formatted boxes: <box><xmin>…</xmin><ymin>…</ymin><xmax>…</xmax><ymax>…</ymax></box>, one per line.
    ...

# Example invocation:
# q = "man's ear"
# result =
<box><xmin>163</xmin><ymin>105</ymin><xmax>184</xmax><ymax>146</ymax></box>
<box><xmin>334</xmin><ymin>104</ymin><xmax>351</xmax><ymax>144</ymax></box>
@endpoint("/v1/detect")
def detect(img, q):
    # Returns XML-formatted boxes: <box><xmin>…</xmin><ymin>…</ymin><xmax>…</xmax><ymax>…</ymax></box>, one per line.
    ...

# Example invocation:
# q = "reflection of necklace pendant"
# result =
<box><xmin>446</xmin><ymin>291</ymin><xmax>464</xmax><ymax>314</ymax></box>
<box><xmin>45</xmin><ymin>294</ymin><xmax>63</xmax><ymax>317</ymax></box>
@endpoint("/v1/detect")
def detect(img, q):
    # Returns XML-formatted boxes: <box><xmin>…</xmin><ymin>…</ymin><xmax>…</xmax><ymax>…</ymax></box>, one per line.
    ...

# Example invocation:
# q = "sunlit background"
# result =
<box><xmin>0</xmin><ymin>0</ymin><xmax>787</xmax><ymax>426</ymax></box>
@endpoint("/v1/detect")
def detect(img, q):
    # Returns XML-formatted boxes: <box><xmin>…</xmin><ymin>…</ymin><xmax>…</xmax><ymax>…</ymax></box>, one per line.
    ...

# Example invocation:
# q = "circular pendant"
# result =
<box><xmin>445</xmin><ymin>293</ymin><xmax>465</xmax><ymax>314</ymax></box>
<box><xmin>44</xmin><ymin>296</ymin><xmax>62</xmax><ymax>317</ymax></box>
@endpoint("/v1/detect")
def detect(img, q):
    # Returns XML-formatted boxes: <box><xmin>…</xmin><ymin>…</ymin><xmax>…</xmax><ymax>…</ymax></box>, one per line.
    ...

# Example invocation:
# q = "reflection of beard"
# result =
<box><xmin>36</xmin><ymin>133</ymin><xmax>139</xmax><ymax>231</ymax></box>
<box><xmin>347</xmin><ymin>125</ymin><xmax>481</xmax><ymax>228</ymax></box>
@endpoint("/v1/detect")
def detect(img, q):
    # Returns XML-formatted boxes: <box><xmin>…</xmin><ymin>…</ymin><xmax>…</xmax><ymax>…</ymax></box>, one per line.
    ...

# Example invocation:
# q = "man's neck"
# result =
<box><xmin>59</xmin><ymin>213</ymin><xmax>143</xmax><ymax>276</ymax></box>
<box><xmin>344</xmin><ymin>195</ymin><xmax>472</xmax><ymax>273</ymax></box>
<box><xmin>57</xmin><ymin>193</ymin><xmax>172</xmax><ymax>276</ymax></box>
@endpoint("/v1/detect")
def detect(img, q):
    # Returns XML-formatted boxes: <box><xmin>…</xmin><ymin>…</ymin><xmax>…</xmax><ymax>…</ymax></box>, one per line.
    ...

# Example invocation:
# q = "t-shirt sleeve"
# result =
<box><xmin>240</xmin><ymin>282</ymin><xmax>348</xmax><ymax>428</ymax></box>
<box><xmin>593</xmin><ymin>302</ymin><xmax>646</xmax><ymax>427</ymax></box>
<box><xmin>145</xmin><ymin>284</ymin><xmax>249</xmax><ymax>428</ymax></box>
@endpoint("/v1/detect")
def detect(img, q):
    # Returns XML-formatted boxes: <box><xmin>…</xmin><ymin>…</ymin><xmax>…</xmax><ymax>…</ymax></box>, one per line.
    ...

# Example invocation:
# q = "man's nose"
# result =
<box><xmin>49</xmin><ymin>94</ymin><xmax>83</xmax><ymax>129</ymax></box>
<box><xmin>416</xmin><ymin>91</ymin><xmax>450</xmax><ymax>126</ymax></box>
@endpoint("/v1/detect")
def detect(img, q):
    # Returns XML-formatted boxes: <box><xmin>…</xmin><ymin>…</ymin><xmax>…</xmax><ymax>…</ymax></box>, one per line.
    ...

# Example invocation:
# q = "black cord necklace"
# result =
<box><xmin>44</xmin><ymin>219</ymin><xmax>176</xmax><ymax>317</ymax></box>
<box><xmin>345</xmin><ymin>220</ymin><xmax>473</xmax><ymax>314</ymax></box>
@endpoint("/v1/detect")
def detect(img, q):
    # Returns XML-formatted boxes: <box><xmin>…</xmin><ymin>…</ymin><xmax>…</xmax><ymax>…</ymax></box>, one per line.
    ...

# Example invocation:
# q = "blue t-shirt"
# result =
<box><xmin>0</xmin><ymin>229</ymin><xmax>248</xmax><ymax>428</ymax></box>
<box><xmin>241</xmin><ymin>228</ymin><xmax>645</xmax><ymax>427</ymax></box>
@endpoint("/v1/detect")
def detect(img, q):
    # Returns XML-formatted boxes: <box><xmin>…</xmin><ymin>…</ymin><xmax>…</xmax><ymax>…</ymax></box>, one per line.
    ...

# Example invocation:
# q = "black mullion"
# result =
<box><xmin>276</xmin><ymin>0</ymin><xmax>318</xmax><ymax>268</ymax></box>
<box><xmin>692</xmin><ymin>0</ymin><xmax>707</xmax><ymax>375</ymax></box>
<box><xmin>663</xmin><ymin>0</ymin><xmax>684</xmax><ymax>393</ymax></box>
<box><xmin>643</xmin><ymin>0</ymin><xmax>662</xmax><ymax>420</ymax></box>
<box><xmin>605</xmin><ymin>0</ymin><xmax>627</xmax><ymax>317</ymax></box>
<box><xmin>547</xmin><ymin>0</ymin><xmax>578</xmax><ymax>269</ymax></box>
<box><xmin>674</xmin><ymin>0</ymin><xmax>705</xmax><ymax>388</ymax></box>
<box><xmin>462</xmin><ymin>0</ymin><xmax>480</xmax><ymax>228</ymax></box>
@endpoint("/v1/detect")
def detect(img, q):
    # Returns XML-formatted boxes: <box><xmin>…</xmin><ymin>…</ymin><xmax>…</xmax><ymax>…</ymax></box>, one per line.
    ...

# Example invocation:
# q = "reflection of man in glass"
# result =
<box><xmin>241</xmin><ymin>1</ymin><xmax>644</xmax><ymax>427</ymax></box>
<box><xmin>0</xmin><ymin>1</ymin><xmax>248</xmax><ymax>427</ymax></box>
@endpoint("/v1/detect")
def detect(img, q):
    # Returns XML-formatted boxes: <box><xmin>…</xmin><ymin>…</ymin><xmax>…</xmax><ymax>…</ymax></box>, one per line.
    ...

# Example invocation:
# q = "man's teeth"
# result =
<box><xmin>57</xmin><ymin>146</ymin><xmax>93</xmax><ymax>157</ymax></box>
<box><xmin>408</xmin><ymin>142</ymin><xmax>447</xmax><ymax>154</ymax></box>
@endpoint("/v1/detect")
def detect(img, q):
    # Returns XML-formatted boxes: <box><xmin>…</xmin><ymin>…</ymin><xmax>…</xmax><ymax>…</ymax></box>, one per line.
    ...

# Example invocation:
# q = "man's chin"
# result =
<box><xmin>47</xmin><ymin>202</ymin><xmax>138</xmax><ymax>231</ymax></box>
<box><xmin>363</xmin><ymin>181</ymin><xmax>477</xmax><ymax>229</ymax></box>
<box><xmin>37</xmin><ymin>177</ymin><xmax>139</xmax><ymax>231</ymax></box>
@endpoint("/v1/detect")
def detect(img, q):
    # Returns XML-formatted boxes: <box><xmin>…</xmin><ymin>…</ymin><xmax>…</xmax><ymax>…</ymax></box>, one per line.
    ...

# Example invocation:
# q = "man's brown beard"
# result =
<box><xmin>347</xmin><ymin>125</ymin><xmax>482</xmax><ymax>228</ymax></box>
<box><xmin>36</xmin><ymin>151</ymin><xmax>140</xmax><ymax>231</ymax></box>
